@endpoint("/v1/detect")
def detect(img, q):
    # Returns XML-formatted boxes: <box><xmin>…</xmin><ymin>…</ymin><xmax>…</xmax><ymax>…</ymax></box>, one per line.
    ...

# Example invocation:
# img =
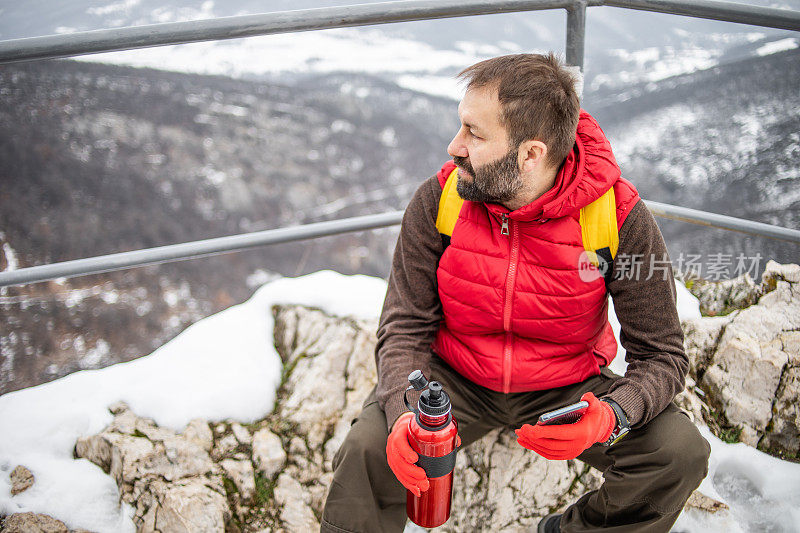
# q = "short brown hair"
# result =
<box><xmin>459</xmin><ymin>53</ymin><xmax>580</xmax><ymax>168</ymax></box>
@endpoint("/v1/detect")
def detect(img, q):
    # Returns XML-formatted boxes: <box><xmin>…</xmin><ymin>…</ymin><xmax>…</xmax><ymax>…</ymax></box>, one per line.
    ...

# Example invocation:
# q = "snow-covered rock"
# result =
<box><xmin>63</xmin><ymin>304</ymin><xmax>376</xmax><ymax>532</ymax></box>
<box><xmin>685</xmin><ymin>273</ymin><xmax>761</xmax><ymax>316</ymax></box>
<box><xmin>74</xmin><ymin>403</ymin><xmax>229</xmax><ymax>532</ymax></box>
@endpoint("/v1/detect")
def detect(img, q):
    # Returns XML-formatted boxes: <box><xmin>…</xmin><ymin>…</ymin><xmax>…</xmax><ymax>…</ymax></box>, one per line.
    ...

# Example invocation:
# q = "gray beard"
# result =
<box><xmin>454</xmin><ymin>149</ymin><xmax>523</xmax><ymax>205</ymax></box>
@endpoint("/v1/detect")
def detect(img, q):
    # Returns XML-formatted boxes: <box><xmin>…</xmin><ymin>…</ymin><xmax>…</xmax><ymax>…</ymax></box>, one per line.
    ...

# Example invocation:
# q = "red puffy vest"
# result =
<box><xmin>432</xmin><ymin>111</ymin><xmax>640</xmax><ymax>393</ymax></box>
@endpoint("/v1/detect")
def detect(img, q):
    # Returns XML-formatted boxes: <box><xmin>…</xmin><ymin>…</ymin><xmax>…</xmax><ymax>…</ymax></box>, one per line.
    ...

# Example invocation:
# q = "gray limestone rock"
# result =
<box><xmin>252</xmin><ymin>427</ymin><xmax>287</xmax><ymax>479</ymax></box>
<box><xmin>231</xmin><ymin>422</ymin><xmax>252</xmax><ymax>446</ymax></box>
<box><xmin>135</xmin><ymin>478</ymin><xmax>229</xmax><ymax>533</ymax></box>
<box><xmin>276</xmin><ymin>305</ymin><xmax>375</xmax><ymax>450</ymax></box>
<box><xmin>440</xmin><ymin>428</ymin><xmax>602</xmax><ymax>532</ymax></box>
<box><xmin>685</xmin><ymin>273</ymin><xmax>760</xmax><ymax>317</ymax></box>
<box><xmin>182</xmin><ymin>419</ymin><xmax>214</xmax><ymax>453</ymax></box>
<box><xmin>273</xmin><ymin>473</ymin><xmax>319</xmax><ymax>532</ymax></box>
<box><xmin>74</xmin><ymin>403</ymin><xmax>228</xmax><ymax>532</ymax></box>
<box><xmin>686</xmin><ymin>490</ymin><xmax>729</xmax><ymax>514</ymax></box>
<box><xmin>212</xmin><ymin>432</ymin><xmax>241</xmax><ymax>461</ymax></box>
<box><xmin>220</xmin><ymin>458</ymin><xmax>256</xmax><ymax>500</ymax></box>
<box><xmin>0</xmin><ymin>512</ymin><xmax>69</xmax><ymax>533</ymax></box>
<box><xmin>9</xmin><ymin>465</ymin><xmax>34</xmax><ymax>496</ymax></box>
<box><xmin>683</xmin><ymin>261</ymin><xmax>800</xmax><ymax>455</ymax></box>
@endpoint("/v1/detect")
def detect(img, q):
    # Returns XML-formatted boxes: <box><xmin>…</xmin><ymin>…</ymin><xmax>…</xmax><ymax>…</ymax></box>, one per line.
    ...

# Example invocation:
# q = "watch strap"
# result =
<box><xmin>600</xmin><ymin>398</ymin><xmax>630</xmax><ymax>446</ymax></box>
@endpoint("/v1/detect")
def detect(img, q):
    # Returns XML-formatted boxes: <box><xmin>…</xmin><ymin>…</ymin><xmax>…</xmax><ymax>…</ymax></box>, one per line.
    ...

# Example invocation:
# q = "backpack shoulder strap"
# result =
<box><xmin>435</xmin><ymin>167</ymin><xmax>463</xmax><ymax>248</ymax></box>
<box><xmin>436</xmin><ymin>168</ymin><xmax>619</xmax><ymax>282</ymax></box>
<box><xmin>579</xmin><ymin>187</ymin><xmax>619</xmax><ymax>283</ymax></box>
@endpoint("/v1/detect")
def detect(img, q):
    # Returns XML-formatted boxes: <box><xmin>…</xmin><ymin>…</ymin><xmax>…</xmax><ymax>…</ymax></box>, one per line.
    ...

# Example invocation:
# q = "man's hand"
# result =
<box><xmin>386</xmin><ymin>412</ymin><xmax>429</xmax><ymax>496</ymax></box>
<box><xmin>515</xmin><ymin>392</ymin><xmax>615</xmax><ymax>460</ymax></box>
<box><xmin>386</xmin><ymin>411</ymin><xmax>462</xmax><ymax>496</ymax></box>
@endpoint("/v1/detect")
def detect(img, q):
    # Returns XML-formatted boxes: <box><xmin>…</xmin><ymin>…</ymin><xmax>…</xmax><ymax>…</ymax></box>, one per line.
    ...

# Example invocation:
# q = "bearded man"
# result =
<box><xmin>320</xmin><ymin>53</ymin><xmax>710</xmax><ymax>533</ymax></box>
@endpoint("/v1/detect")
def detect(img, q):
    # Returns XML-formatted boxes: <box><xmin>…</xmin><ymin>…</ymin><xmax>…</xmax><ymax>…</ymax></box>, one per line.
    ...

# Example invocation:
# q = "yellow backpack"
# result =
<box><xmin>435</xmin><ymin>167</ymin><xmax>618</xmax><ymax>282</ymax></box>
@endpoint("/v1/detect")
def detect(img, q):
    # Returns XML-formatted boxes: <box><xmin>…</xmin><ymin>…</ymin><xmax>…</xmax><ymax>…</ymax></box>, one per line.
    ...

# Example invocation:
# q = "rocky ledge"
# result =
<box><xmin>682</xmin><ymin>261</ymin><xmax>800</xmax><ymax>458</ymax></box>
<box><xmin>2</xmin><ymin>261</ymin><xmax>797</xmax><ymax>532</ymax></box>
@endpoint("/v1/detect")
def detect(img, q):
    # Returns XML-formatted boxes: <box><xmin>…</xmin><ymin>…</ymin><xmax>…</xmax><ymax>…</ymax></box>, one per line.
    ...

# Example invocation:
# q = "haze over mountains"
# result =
<box><xmin>0</xmin><ymin>1</ymin><xmax>798</xmax><ymax>395</ymax></box>
<box><xmin>1</xmin><ymin>0</ymin><xmax>798</xmax><ymax>96</ymax></box>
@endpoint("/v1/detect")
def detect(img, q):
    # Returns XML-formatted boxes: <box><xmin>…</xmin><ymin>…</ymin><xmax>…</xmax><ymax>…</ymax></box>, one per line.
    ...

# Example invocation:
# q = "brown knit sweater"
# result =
<box><xmin>375</xmin><ymin>175</ymin><xmax>688</xmax><ymax>431</ymax></box>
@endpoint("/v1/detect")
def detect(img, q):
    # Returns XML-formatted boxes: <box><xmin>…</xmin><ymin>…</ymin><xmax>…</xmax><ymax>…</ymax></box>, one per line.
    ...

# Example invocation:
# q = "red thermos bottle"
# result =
<box><xmin>403</xmin><ymin>370</ymin><xmax>459</xmax><ymax>528</ymax></box>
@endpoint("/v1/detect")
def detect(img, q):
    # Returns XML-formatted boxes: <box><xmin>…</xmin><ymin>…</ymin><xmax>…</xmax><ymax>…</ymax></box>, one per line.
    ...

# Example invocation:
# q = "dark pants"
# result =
<box><xmin>321</xmin><ymin>356</ymin><xmax>710</xmax><ymax>532</ymax></box>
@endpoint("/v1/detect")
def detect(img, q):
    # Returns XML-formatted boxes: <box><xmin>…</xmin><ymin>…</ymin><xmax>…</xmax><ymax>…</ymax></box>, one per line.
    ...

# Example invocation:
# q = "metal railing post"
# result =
<box><xmin>566</xmin><ymin>0</ymin><xmax>587</xmax><ymax>71</ymax></box>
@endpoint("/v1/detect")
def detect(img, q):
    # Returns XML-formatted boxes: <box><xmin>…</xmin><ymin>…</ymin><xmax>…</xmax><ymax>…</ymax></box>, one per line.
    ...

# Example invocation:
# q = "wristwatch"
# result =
<box><xmin>600</xmin><ymin>398</ymin><xmax>630</xmax><ymax>446</ymax></box>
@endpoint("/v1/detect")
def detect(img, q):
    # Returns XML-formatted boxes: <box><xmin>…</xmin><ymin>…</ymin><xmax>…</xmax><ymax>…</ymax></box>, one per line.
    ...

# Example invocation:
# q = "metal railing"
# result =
<box><xmin>1</xmin><ymin>0</ymin><xmax>798</xmax><ymax>69</ymax></box>
<box><xmin>0</xmin><ymin>0</ymin><xmax>798</xmax><ymax>288</ymax></box>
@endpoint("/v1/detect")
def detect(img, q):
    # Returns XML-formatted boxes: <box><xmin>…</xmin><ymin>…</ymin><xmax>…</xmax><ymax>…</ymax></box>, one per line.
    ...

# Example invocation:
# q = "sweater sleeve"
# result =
<box><xmin>604</xmin><ymin>199</ymin><xmax>689</xmax><ymax>428</ymax></box>
<box><xmin>375</xmin><ymin>175</ymin><xmax>444</xmax><ymax>430</ymax></box>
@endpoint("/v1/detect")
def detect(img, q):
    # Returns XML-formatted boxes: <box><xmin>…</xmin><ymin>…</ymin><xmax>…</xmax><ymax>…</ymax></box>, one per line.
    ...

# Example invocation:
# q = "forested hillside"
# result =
<box><xmin>1</xmin><ymin>50</ymin><xmax>798</xmax><ymax>394</ymax></box>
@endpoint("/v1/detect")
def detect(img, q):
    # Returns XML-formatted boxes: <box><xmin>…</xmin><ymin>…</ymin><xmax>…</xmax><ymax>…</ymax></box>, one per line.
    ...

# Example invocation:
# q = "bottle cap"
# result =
<box><xmin>418</xmin><ymin>381</ymin><xmax>450</xmax><ymax>416</ymax></box>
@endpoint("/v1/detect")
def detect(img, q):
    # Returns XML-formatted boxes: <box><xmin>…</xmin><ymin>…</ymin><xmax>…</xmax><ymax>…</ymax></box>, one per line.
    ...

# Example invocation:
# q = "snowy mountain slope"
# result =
<box><xmin>0</xmin><ymin>59</ymin><xmax>457</xmax><ymax>395</ymax></box>
<box><xmin>1</xmin><ymin>46</ymin><xmax>797</xmax><ymax>404</ymax></box>
<box><xmin>587</xmin><ymin>48</ymin><xmax>800</xmax><ymax>275</ymax></box>
<box><xmin>0</xmin><ymin>0</ymin><xmax>798</xmax><ymax>97</ymax></box>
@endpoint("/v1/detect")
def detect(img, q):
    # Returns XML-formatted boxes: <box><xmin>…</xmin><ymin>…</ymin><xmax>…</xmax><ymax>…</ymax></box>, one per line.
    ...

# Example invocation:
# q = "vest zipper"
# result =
<box><xmin>500</xmin><ymin>214</ymin><xmax>509</xmax><ymax>236</ymax></box>
<box><xmin>502</xmin><ymin>216</ymin><xmax>520</xmax><ymax>393</ymax></box>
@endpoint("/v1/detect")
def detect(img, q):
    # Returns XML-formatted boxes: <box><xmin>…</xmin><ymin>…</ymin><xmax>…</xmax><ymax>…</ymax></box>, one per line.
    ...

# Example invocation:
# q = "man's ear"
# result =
<box><xmin>518</xmin><ymin>140</ymin><xmax>548</xmax><ymax>173</ymax></box>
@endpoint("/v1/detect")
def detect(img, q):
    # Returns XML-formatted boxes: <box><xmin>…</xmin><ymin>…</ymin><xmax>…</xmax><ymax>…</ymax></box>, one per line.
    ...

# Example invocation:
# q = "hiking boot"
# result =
<box><xmin>537</xmin><ymin>513</ymin><xmax>562</xmax><ymax>533</ymax></box>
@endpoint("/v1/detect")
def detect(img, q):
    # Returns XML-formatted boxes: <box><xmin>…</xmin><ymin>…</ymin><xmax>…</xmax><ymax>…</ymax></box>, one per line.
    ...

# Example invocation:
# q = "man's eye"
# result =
<box><xmin>470</xmin><ymin>130</ymin><xmax>482</xmax><ymax>139</ymax></box>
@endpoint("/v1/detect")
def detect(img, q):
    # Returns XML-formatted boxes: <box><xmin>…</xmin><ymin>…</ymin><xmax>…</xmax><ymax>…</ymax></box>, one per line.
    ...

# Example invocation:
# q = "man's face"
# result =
<box><xmin>447</xmin><ymin>85</ymin><xmax>523</xmax><ymax>204</ymax></box>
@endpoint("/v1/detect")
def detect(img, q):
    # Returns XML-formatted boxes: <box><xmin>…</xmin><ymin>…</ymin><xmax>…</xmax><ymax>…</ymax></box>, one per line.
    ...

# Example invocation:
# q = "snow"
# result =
<box><xmin>86</xmin><ymin>0</ymin><xmax>142</xmax><ymax>18</ymax></box>
<box><xmin>609</xmin><ymin>104</ymin><xmax>701</xmax><ymax>179</ymax></box>
<box><xmin>590</xmin><ymin>47</ymin><xmax>719</xmax><ymax>92</ymax></box>
<box><xmin>0</xmin><ymin>232</ymin><xmax>19</xmax><ymax>297</ymax></box>
<box><xmin>0</xmin><ymin>271</ymin><xmax>386</xmax><ymax>531</ymax></box>
<box><xmin>1</xmin><ymin>271</ymin><xmax>799</xmax><ymax>532</ymax></box>
<box><xmin>75</xmin><ymin>28</ymin><xmax>487</xmax><ymax>89</ymax></box>
<box><xmin>1</xmin><ymin>232</ymin><xmax>18</xmax><ymax>273</ymax></box>
<box><xmin>756</xmin><ymin>37</ymin><xmax>799</xmax><ymax>56</ymax></box>
<box><xmin>675</xmin><ymin>427</ymin><xmax>800</xmax><ymax>532</ymax></box>
<box><xmin>396</xmin><ymin>74</ymin><xmax>464</xmax><ymax>101</ymax></box>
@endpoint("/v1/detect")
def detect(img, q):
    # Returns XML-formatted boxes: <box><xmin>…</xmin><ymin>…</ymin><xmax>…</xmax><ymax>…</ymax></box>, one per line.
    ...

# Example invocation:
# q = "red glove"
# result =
<box><xmin>386</xmin><ymin>412</ymin><xmax>429</xmax><ymax>496</ymax></box>
<box><xmin>515</xmin><ymin>392</ymin><xmax>616</xmax><ymax>460</ymax></box>
<box><xmin>386</xmin><ymin>412</ymin><xmax>462</xmax><ymax>496</ymax></box>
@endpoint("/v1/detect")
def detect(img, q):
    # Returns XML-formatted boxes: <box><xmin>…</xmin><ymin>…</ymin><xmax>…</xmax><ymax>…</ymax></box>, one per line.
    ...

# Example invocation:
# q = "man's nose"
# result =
<box><xmin>447</xmin><ymin>129</ymin><xmax>468</xmax><ymax>158</ymax></box>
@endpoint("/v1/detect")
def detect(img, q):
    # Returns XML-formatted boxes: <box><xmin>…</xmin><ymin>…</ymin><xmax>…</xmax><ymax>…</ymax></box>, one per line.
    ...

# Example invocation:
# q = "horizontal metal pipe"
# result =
<box><xmin>0</xmin><ymin>211</ymin><xmax>404</xmax><ymax>288</ymax></box>
<box><xmin>600</xmin><ymin>0</ymin><xmax>800</xmax><ymax>31</ymax></box>
<box><xmin>2</xmin><ymin>203</ymin><xmax>797</xmax><ymax>288</ymax></box>
<box><xmin>3</xmin><ymin>0</ymin><xmax>797</xmax><ymax>65</ymax></box>
<box><xmin>644</xmin><ymin>200</ymin><xmax>800</xmax><ymax>243</ymax></box>
<box><xmin>0</xmin><ymin>0</ymin><xmax>572</xmax><ymax>64</ymax></box>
